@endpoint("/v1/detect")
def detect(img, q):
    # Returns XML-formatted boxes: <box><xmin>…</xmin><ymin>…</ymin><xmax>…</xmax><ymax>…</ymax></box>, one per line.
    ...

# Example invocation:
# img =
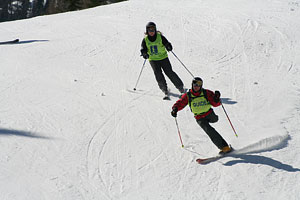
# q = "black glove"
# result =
<box><xmin>171</xmin><ymin>107</ymin><xmax>178</xmax><ymax>117</ymax></box>
<box><xmin>165</xmin><ymin>43</ymin><xmax>173</xmax><ymax>52</ymax></box>
<box><xmin>141</xmin><ymin>52</ymin><xmax>149</xmax><ymax>59</ymax></box>
<box><xmin>213</xmin><ymin>91</ymin><xmax>221</xmax><ymax>103</ymax></box>
<box><xmin>140</xmin><ymin>49</ymin><xmax>149</xmax><ymax>59</ymax></box>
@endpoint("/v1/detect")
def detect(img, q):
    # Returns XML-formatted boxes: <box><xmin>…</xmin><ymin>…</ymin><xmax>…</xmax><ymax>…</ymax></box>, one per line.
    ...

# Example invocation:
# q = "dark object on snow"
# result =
<box><xmin>0</xmin><ymin>39</ymin><xmax>19</xmax><ymax>45</ymax></box>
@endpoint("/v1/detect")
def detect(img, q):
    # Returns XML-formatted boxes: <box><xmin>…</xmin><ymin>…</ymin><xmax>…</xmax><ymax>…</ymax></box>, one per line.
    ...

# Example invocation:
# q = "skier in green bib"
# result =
<box><xmin>140</xmin><ymin>22</ymin><xmax>185</xmax><ymax>98</ymax></box>
<box><xmin>171</xmin><ymin>77</ymin><xmax>232</xmax><ymax>154</ymax></box>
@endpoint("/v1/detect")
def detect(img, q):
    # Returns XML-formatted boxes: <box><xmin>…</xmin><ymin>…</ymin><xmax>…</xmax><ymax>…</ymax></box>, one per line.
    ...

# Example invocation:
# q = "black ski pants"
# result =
<box><xmin>196</xmin><ymin>110</ymin><xmax>229</xmax><ymax>150</ymax></box>
<box><xmin>149</xmin><ymin>57</ymin><xmax>183</xmax><ymax>93</ymax></box>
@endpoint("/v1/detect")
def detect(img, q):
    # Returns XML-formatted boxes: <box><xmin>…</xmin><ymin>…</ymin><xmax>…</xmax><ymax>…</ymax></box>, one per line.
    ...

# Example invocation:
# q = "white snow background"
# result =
<box><xmin>1</xmin><ymin>0</ymin><xmax>300</xmax><ymax>199</ymax></box>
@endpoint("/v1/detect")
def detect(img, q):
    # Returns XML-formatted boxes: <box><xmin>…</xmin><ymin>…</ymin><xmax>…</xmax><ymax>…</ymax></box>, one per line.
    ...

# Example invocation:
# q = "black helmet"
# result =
<box><xmin>146</xmin><ymin>22</ymin><xmax>156</xmax><ymax>32</ymax></box>
<box><xmin>192</xmin><ymin>77</ymin><xmax>203</xmax><ymax>90</ymax></box>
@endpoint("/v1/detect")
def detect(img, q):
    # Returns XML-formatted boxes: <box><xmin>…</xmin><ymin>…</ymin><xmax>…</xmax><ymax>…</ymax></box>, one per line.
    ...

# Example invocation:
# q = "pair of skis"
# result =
<box><xmin>129</xmin><ymin>89</ymin><xmax>180</xmax><ymax>101</ymax></box>
<box><xmin>163</xmin><ymin>93</ymin><xmax>183</xmax><ymax>100</ymax></box>
<box><xmin>163</xmin><ymin>90</ymin><xmax>185</xmax><ymax>100</ymax></box>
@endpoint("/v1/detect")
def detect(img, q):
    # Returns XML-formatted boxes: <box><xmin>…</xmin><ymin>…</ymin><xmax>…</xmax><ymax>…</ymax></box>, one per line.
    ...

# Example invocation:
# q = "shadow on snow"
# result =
<box><xmin>220</xmin><ymin>97</ymin><xmax>237</xmax><ymax>105</ymax></box>
<box><xmin>223</xmin><ymin>134</ymin><xmax>300</xmax><ymax>172</ymax></box>
<box><xmin>0</xmin><ymin>39</ymin><xmax>49</xmax><ymax>45</ymax></box>
<box><xmin>0</xmin><ymin>128</ymin><xmax>51</xmax><ymax>139</ymax></box>
<box><xmin>17</xmin><ymin>40</ymin><xmax>49</xmax><ymax>44</ymax></box>
<box><xmin>225</xmin><ymin>154</ymin><xmax>300</xmax><ymax>172</ymax></box>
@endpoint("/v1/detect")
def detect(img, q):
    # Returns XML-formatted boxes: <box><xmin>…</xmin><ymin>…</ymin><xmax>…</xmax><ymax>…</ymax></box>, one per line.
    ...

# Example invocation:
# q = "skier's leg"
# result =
<box><xmin>206</xmin><ymin>110</ymin><xmax>219</xmax><ymax>123</ymax></box>
<box><xmin>149</xmin><ymin>60</ymin><xmax>168</xmax><ymax>94</ymax></box>
<box><xmin>160</xmin><ymin>58</ymin><xmax>184</xmax><ymax>92</ymax></box>
<box><xmin>196</xmin><ymin>118</ymin><xmax>228</xmax><ymax>149</ymax></box>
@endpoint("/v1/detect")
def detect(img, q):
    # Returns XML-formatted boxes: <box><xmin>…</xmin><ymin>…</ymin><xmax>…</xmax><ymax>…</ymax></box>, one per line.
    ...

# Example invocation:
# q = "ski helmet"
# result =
<box><xmin>146</xmin><ymin>22</ymin><xmax>156</xmax><ymax>33</ymax></box>
<box><xmin>192</xmin><ymin>77</ymin><xmax>203</xmax><ymax>90</ymax></box>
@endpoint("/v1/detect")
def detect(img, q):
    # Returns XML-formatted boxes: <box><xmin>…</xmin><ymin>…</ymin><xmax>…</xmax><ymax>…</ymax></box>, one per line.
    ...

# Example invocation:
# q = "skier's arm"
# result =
<box><xmin>161</xmin><ymin>35</ymin><xmax>170</xmax><ymax>46</ymax></box>
<box><xmin>161</xmin><ymin>35</ymin><xmax>172</xmax><ymax>51</ymax></box>
<box><xmin>140</xmin><ymin>39</ymin><xmax>149</xmax><ymax>59</ymax></box>
<box><xmin>172</xmin><ymin>93</ymin><xmax>189</xmax><ymax>111</ymax></box>
<box><xmin>206</xmin><ymin>90</ymin><xmax>221</xmax><ymax>107</ymax></box>
<box><xmin>141</xmin><ymin>39</ymin><xmax>148</xmax><ymax>54</ymax></box>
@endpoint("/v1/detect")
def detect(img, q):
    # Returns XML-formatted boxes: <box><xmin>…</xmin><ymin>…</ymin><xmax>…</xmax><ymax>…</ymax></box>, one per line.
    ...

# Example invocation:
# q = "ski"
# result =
<box><xmin>0</xmin><ymin>39</ymin><xmax>19</xmax><ymax>45</ymax></box>
<box><xmin>126</xmin><ymin>89</ymin><xmax>172</xmax><ymax>100</ymax></box>
<box><xmin>125</xmin><ymin>89</ymin><xmax>171</xmax><ymax>100</ymax></box>
<box><xmin>163</xmin><ymin>95</ymin><xmax>170</xmax><ymax>100</ymax></box>
<box><xmin>196</xmin><ymin>155</ymin><xmax>224</xmax><ymax>164</ymax></box>
<box><xmin>196</xmin><ymin>149</ymin><xmax>235</xmax><ymax>164</ymax></box>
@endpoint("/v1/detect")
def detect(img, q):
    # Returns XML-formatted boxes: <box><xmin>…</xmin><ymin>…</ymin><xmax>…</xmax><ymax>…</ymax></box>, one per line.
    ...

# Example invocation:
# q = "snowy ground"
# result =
<box><xmin>1</xmin><ymin>0</ymin><xmax>300</xmax><ymax>199</ymax></box>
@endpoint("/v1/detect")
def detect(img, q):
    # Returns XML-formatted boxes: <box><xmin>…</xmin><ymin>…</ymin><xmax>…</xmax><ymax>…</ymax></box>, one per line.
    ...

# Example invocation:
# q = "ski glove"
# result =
<box><xmin>214</xmin><ymin>91</ymin><xmax>221</xmax><ymax>103</ymax></box>
<box><xmin>140</xmin><ymin>49</ymin><xmax>149</xmax><ymax>59</ymax></box>
<box><xmin>171</xmin><ymin>107</ymin><xmax>178</xmax><ymax>117</ymax></box>
<box><xmin>142</xmin><ymin>52</ymin><xmax>149</xmax><ymax>59</ymax></box>
<box><xmin>165</xmin><ymin>43</ymin><xmax>173</xmax><ymax>52</ymax></box>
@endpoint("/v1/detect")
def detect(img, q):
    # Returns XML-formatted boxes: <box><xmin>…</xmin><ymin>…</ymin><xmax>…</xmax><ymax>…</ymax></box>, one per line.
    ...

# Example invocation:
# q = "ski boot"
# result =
<box><xmin>162</xmin><ymin>89</ymin><xmax>170</xmax><ymax>100</ymax></box>
<box><xmin>219</xmin><ymin>145</ymin><xmax>233</xmax><ymax>155</ymax></box>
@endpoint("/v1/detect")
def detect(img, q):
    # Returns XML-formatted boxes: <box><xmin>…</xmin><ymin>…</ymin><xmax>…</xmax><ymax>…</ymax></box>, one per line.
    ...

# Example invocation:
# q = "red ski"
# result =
<box><xmin>196</xmin><ymin>149</ymin><xmax>235</xmax><ymax>164</ymax></box>
<box><xmin>196</xmin><ymin>155</ymin><xmax>224</xmax><ymax>164</ymax></box>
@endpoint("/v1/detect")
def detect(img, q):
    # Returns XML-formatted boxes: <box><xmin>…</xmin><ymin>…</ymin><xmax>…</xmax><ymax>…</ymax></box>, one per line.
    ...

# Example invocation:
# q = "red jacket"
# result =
<box><xmin>172</xmin><ymin>89</ymin><xmax>221</xmax><ymax>120</ymax></box>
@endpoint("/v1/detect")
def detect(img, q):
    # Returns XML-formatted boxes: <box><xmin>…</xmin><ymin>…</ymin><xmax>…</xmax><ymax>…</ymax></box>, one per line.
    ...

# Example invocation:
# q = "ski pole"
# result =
<box><xmin>175</xmin><ymin>118</ymin><xmax>184</xmax><ymax>148</ymax></box>
<box><xmin>171</xmin><ymin>51</ymin><xmax>194</xmax><ymax>78</ymax></box>
<box><xmin>133</xmin><ymin>59</ymin><xmax>147</xmax><ymax>91</ymax></box>
<box><xmin>221</xmin><ymin>101</ymin><xmax>238</xmax><ymax>137</ymax></box>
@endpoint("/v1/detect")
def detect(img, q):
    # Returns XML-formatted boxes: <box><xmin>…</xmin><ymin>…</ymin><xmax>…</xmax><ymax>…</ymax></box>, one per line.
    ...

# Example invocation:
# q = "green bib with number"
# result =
<box><xmin>145</xmin><ymin>33</ymin><xmax>168</xmax><ymax>61</ymax></box>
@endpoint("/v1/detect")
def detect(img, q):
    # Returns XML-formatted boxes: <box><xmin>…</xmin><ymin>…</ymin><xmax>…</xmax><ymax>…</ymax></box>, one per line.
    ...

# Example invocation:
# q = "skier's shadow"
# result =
<box><xmin>0</xmin><ymin>128</ymin><xmax>51</xmax><ymax>139</ymax></box>
<box><xmin>221</xmin><ymin>98</ymin><xmax>237</xmax><ymax>105</ymax></box>
<box><xmin>224</xmin><ymin>154</ymin><xmax>300</xmax><ymax>172</ymax></box>
<box><xmin>17</xmin><ymin>40</ymin><xmax>49</xmax><ymax>44</ymax></box>
<box><xmin>221</xmin><ymin>135</ymin><xmax>299</xmax><ymax>172</ymax></box>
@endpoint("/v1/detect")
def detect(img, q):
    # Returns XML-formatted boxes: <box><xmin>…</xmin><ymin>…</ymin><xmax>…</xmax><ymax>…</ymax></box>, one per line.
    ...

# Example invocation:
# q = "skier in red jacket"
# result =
<box><xmin>171</xmin><ymin>77</ymin><xmax>232</xmax><ymax>154</ymax></box>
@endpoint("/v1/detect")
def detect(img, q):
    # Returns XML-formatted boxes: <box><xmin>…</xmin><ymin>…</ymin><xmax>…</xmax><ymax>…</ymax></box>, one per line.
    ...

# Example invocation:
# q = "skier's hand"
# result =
<box><xmin>140</xmin><ymin>49</ymin><xmax>149</xmax><ymax>59</ymax></box>
<box><xmin>214</xmin><ymin>91</ymin><xmax>221</xmax><ymax>103</ymax></box>
<box><xmin>142</xmin><ymin>52</ymin><xmax>149</xmax><ymax>59</ymax></box>
<box><xmin>165</xmin><ymin>43</ymin><xmax>173</xmax><ymax>51</ymax></box>
<box><xmin>171</xmin><ymin>107</ymin><xmax>178</xmax><ymax>117</ymax></box>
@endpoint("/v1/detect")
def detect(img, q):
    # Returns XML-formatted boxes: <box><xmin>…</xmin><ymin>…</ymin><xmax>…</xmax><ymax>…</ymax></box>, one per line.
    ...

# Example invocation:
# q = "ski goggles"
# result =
<box><xmin>192</xmin><ymin>80</ymin><xmax>203</xmax><ymax>87</ymax></box>
<box><xmin>147</xmin><ymin>27</ymin><xmax>156</xmax><ymax>32</ymax></box>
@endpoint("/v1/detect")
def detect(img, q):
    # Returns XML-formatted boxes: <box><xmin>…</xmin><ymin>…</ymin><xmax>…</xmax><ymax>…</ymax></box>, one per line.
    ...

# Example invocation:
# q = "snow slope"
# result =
<box><xmin>1</xmin><ymin>0</ymin><xmax>300</xmax><ymax>199</ymax></box>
